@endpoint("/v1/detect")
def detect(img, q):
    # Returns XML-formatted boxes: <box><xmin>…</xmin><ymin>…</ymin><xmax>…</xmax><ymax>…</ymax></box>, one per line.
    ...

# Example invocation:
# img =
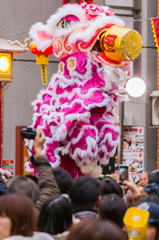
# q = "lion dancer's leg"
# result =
<box><xmin>61</xmin><ymin>121</ymin><xmax>102</xmax><ymax>177</ymax></box>
<box><xmin>90</xmin><ymin>107</ymin><xmax>119</xmax><ymax>165</ymax></box>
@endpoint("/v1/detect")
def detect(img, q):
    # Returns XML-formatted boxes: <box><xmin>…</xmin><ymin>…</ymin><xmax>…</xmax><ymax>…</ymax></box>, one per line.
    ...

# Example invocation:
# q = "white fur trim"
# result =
<box><xmin>60</xmin><ymin>97</ymin><xmax>110</xmax><ymax>112</ymax></box>
<box><xmin>29</xmin><ymin>22</ymin><xmax>53</xmax><ymax>52</ymax></box>
<box><xmin>47</xmin><ymin>4</ymin><xmax>87</xmax><ymax>34</ymax></box>
<box><xmin>97</xmin><ymin>134</ymin><xmax>119</xmax><ymax>165</ymax></box>
<box><xmin>24</xmin><ymin>162</ymin><xmax>33</xmax><ymax>173</ymax></box>
<box><xmin>70</xmin><ymin>136</ymin><xmax>98</xmax><ymax>166</ymax></box>
<box><xmin>52</xmin><ymin>21</ymin><xmax>87</xmax><ymax>38</ymax></box>
<box><xmin>52</xmin><ymin>124</ymin><xmax>67</xmax><ymax>141</ymax></box>
<box><xmin>99</xmin><ymin>132</ymin><xmax>119</xmax><ymax>147</ymax></box>
<box><xmin>68</xmin><ymin>15</ymin><xmax>125</xmax><ymax>44</ymax></box>
<box><xmin>68</xmin><ymin>122</ymin><xmax>78</xmax><ymax>137</ymax></box>
<box><xmin>61</xmin><ymin>141</ymin><xmax>71</xmax><ymax>156</ymax></box>
<box><xmin>99</xmin><ymin>123</ymin><xmax>119</xmax><ymax>138</ymax></box>
<box><xmin>65</xmin><ymin>112</ymin><xmax>91</xmax><ymax>123</ymax></box>
<box><xmin>70</xmin><ymin>124</ymin><xmax>99</xmax><ymax>145</ymax></box>
<box><xmin>49</xmin><ymin>154</ymin><xmax>61</xmax><ymax>168</ymax></box>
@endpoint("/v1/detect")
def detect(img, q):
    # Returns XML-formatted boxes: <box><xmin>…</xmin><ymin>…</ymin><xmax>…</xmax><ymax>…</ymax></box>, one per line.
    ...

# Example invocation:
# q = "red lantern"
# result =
<box><xmin>29</xmin><ymin>41</ymin><xmax>53</xmax><ymax>85</ymax></box>
<box><xmin>29</xmin><ymin>41</ymin><xmax>53</xmax><ymax>56</ymax></box>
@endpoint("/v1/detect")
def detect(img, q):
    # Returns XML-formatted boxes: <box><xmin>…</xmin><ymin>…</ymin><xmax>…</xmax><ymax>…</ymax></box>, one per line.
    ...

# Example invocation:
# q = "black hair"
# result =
<box><xmin>98</xmin><ymin>176</ymin><xmax>105</xmax><ymax>182</ymax></box>
<box><xmin>53</xmin><ymin>167</ymin><xmax>73</xmax><ymax>194</ymax></box>
<box><xmin>100</xmin><ymin>177</ymin><xmax>122</xmax><ymax>197</ymax></box>
<box><xmin>38</xmin><ymin>195</ymin><xmax>72</xmax><ymax>235</ymax></box>
<box><xmin>149</xmin><ymin>170</ymin><xmax>159</xmax><ymax>185</ymax></box>
<box><xmin>99</xmin><ymin>194</ymin><xmax>127</xmax><ymax>228</ymax></box>
<box><xmin>25</xmin><ymin>175</ymin><xmax>38</xmax><ymax>184</ymax></box>
<box><xmin>98</xmin><ymin>175</ymin><xmax>113</xmax><ymax>182</ymax></box>
<box><xmin>69</xmin><ymin>176</ymin><xmax>101</xmax><ymax>211</ymax></box>
<box><xmin>67</xmin><ymin>218</ymin><xmax>127</xmax><ymax>240</ymax></box>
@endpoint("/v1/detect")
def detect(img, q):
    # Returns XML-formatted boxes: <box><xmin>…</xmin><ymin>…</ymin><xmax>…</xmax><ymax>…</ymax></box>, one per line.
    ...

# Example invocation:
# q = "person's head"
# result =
<box><xmin>67</xmin><ymin>218</ymin><xmax>126</xmax><ymax>240</ymax></box>
<box><xmin>0</xmin><ymin>193</ymin><xmax>35</xmax><ymax>240</ymax></box>
<box><xmin>6</xmin><ymin>176</ymin><xmax>39</xmax><ymax>204</ymax></box>
<box><xmin>69</xmin><ymin>176</ymin><xmax>101</xmax><ymax>211</ymax></box>
<box><xmin>99</xmin><ymin>194</ymin><xmax>127</xmax><ymax>228</ymax></box>
<box><xmin>25</xmin><ymin>175</ymin><xmax>38</xmax><ymax>184</ymax></box>
<box><xmin>139</xmin><ymin>172</ymin><xmax>149</xmax><ymax>187</ymax></box>
<box><xmin>137</xmin><ymin>201</ymin><xmax>159</xmax><ymax>240</ymax></box>
<box><xmin>136</xmin><ymin>195</ymin><xmax>159</xmax><ymax>206</ymax></box>
<box><xmin>144</xmin><ymin>183</ymin><xmax>159</xmax><ymax>197</ymax></box>
<box><xmin>100</xmin><ymin>177</ymin><xmax>122</xmax><ymax>197</ymax></box>
<box><xmin>149</xmin><ymin>170</ymin><xmax>159</xmax><ymax>185</ymax></box>
<box><xmin>38</xmin><ymin>195</ymin><xmax>72</xmax><ymax>235</ymax></box>
<box><xmin>53</xmin><ymin>167</ymin><xmax>73</xmax><ymax>194</ymax></box>
<box><xmin>113</xmin><ymin>166</ymin><xmax>119</xmax><ymax>183</ymax></box>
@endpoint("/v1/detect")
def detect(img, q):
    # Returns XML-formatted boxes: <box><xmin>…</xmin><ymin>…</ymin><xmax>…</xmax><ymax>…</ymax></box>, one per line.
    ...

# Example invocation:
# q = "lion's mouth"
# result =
<box><xmin>91</xmin><ymin>34</ymin><xmax>103</xmax><ymax>54</ymax></box>
<box><xmin>71</xmin><ymin>24</ymin><xmax>123</xmax><ymax>67</ymax></box>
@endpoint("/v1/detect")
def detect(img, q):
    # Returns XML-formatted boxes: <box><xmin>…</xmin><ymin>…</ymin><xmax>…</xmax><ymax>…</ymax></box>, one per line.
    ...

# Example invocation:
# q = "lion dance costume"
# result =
<box><xmin>27</xmin><ymin>2</ymin><xmax>142</xmax><ymax>178</ymax></box>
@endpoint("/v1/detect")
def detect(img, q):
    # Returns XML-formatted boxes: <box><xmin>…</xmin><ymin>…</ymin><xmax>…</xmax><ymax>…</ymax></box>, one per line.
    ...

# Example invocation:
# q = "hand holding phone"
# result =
<box><xmin>122</xmin><ymin>172</ymin><xmax>141</xmax><ymax>198</ymax></box>
<box><xmin>119</xmin><ymin>165</ymin><xmax>128</xmax><ymax>185</ymax></box>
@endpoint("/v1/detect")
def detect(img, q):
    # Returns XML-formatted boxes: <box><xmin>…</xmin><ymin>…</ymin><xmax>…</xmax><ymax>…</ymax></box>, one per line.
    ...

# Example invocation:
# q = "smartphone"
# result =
<box><xmin>119</xmin><ymin>165</ymin><xmax>128</xmax><ymax>185</ymax></box>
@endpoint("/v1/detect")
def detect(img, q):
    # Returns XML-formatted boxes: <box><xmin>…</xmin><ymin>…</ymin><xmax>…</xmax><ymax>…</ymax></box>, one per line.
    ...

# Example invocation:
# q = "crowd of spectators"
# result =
<box><xmin>0</xmin><ymin>129</ymin><xmax>158</xmax><ymax>240</ymax></box>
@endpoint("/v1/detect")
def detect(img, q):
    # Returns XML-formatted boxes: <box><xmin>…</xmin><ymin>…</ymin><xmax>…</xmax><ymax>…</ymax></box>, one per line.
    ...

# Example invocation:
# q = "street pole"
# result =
<box><xmin>118</xmin><ymin>101</ymin><xmax>124</xmax><ymax>166</ymax></box>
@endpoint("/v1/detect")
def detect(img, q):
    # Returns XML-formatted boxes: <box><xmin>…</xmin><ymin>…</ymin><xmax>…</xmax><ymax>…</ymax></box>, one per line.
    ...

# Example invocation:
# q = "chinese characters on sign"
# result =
<box><xmin>102</xmin><ymin>34</ymin><xmax>117</xmax><ymax>52</ymax></box>
<box><xmin>123</xmin><ymin>127</ymin><xmax>144</xmax><ymax>183</ymax></box>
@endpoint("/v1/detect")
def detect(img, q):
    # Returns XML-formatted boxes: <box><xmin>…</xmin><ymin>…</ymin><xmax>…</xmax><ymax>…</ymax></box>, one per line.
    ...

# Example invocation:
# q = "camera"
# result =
<box><xmin>21</xmin><ymin>127</ymin><xmax>37</xmax><ymax>140</ymax></box>
<box><xmin>0</xmin><ymin>172</ymin><xmax>9</xmax><ymax>179</ymax></box>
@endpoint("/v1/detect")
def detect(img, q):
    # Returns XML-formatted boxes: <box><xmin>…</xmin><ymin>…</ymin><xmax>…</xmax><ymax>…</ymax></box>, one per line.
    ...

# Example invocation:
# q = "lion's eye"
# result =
<box><xmin>58</xmin><ymin>20</ymin><xmax>74</xmax><ymax>29</ymax></box>
<box><xmin>61</xmin><ymin>20</ymin><xmax>65</xmax><ymax>28</ymax></box>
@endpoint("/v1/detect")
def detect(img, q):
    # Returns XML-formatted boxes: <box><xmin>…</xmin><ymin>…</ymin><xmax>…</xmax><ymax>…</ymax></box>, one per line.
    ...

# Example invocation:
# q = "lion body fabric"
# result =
<box><xmin>27</xmin><ymin>3</ymin><xmax>131</xmax><ymax>177</ymax></box>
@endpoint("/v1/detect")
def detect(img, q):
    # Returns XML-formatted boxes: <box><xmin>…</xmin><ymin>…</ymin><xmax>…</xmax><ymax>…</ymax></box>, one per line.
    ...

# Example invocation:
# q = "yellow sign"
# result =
<box><xmin>36</xmin><ymin>55</ymin><xmax>48</xmax><ymax>85</ymax></box>
<box><xmin>124</xmin><ymin>207</ymin><xmax>149</xmax><ymax>240</ymax></box>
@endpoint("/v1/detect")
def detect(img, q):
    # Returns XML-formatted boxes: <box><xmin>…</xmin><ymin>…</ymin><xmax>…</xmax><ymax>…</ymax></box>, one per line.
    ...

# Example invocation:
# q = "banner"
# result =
<box><xmin>123</xmin><ymin>127</ymin><xmax>144</xmax><ymax>183</ymax></box>
<box><xmin>151</xmin><ymin>18</ymin><xmax>159</xmax><ymax>50</ymax></box>
<box><xmin>2</xmin><ymin>160</ymin><xmax>15</xmax><ymax>176</ymax></box>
